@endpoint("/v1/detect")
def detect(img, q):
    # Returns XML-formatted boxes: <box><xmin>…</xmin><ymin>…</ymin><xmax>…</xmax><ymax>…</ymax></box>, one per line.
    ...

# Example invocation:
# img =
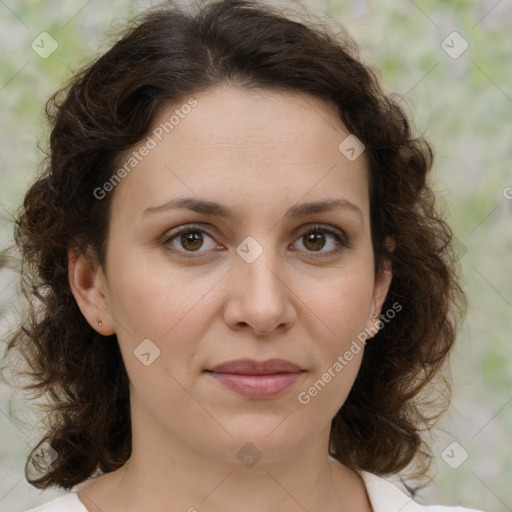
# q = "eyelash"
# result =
<box><xmin>161</xmin><ymin>224</ymin><xmax>350</xmax><ymax>260</ymax></box>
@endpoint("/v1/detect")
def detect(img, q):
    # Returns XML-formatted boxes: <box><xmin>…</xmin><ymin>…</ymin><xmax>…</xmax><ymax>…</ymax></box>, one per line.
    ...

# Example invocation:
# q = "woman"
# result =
<box><xmin>3</xmin><ymin>0</ymin><xmax>483</xmax><ymax>510</ymax></box>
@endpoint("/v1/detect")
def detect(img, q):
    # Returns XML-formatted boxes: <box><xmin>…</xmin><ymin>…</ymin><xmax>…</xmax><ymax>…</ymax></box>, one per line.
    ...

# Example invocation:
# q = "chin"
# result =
<box><xmin>194</xmin><ymin>416</ymin><xmax>315</xmax><ymax>464</ymax></box>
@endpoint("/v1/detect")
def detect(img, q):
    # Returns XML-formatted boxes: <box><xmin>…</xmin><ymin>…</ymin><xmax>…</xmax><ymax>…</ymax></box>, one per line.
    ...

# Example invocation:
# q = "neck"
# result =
<box><xmin>77</xmin><ymin>401</ymin><xmax>371</xmax><ymax>512</ymax></box>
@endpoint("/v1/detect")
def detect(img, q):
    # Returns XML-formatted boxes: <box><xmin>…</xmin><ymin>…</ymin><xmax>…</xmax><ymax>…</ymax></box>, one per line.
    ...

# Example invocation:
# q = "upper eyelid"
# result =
<box><xmin>163</xmin><ymin>222</ymin><xmax>346</xmax><ymax>238</ymax></box>
<box><xmin>162</xmin><ymin>222</ymin><xmax>348</xmax><ymax>246</ymax></box>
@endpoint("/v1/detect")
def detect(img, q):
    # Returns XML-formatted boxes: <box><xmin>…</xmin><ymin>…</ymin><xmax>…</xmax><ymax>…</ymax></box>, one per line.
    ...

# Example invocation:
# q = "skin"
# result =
<box><xmin>69</xmin><ymin>85</ymin><xmax>392</xmax><ymax>512</ymax></box>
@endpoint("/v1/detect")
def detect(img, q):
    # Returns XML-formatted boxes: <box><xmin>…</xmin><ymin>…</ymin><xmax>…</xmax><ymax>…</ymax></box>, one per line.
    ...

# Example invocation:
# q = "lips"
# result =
<box><xmin>205</xmin><ymin>358</ymin><xmax>305</xmax><ymax>398</ymax></box>
<box><xmin>207</xmin><ymin>358</ymin><xmax>304</xmax><ymax>375</ymax></box>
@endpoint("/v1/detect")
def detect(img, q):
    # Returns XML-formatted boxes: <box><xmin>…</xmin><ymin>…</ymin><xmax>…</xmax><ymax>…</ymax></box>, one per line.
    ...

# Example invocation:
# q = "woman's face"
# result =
<box><xmin>75</xmin><ymin>85</ymin><xmax>391</xmax><ymax>464</ymax></box>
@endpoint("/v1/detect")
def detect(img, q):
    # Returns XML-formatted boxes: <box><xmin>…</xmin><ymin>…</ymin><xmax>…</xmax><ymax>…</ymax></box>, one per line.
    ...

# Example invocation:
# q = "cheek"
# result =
<box><xmin>294</xmin><ymin>275</ymin><xmax>372</xmax><ymax>420</ymax></box>
<box><xmin>305</xmin><ymin>265</ymin><xmax>375</xmax><ymax>342</ymax></box>
<box><xmin>298</xmin><ymin>266</ymin><xmax>374</xmax><ymax>393</ymax></box>
<box><xmin>106</xmin><ymin>259</ymin><xmax>207</xmax><ymax>416</ymax></box>
<box><xmin>105</xmin><ymin>251</ymin><xmax>223</xmax><ymax>386</ymax></box>
<box><xmin>107</xmin><ymin>250</ymin><xmax>214</xmax><ymax>336</ymax></box>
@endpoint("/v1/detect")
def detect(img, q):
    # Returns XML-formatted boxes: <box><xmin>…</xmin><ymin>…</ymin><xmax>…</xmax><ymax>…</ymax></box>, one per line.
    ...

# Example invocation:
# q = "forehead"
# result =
<box><xmin>109</xmin><ymin>85</ymin><xmax>370</xmax><ymax>223</ymax></box>
<box><xmin>165</xmin><ymin>86</ymin><xmax>350</xmax><ymax>154</ymax></box>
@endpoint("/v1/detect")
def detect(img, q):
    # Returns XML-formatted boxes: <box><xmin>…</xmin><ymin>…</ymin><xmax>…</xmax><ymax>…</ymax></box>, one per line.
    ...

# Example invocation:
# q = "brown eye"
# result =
<box><xmin>163</xmin><ymin>226</ymin><xmax>219</xmax><ymax>257</ymax></box>
<box><xmin>291</xmin><ymin>225</ymin><xmax>350</xmax><ymax>259</ymax></box>
<box><xmin>162</xmin><ymin>223</ymin><xmax>350</xmax><ymax>260</ymax></box>
<box><xmin>302</xmin><ymin>231</ymin><xmax>327</xmax><ymax>252</ymax></box>
<box><xmin>179</xmin><ymin>230</ymin><xmax>205</xmax><ymax>251</ymax></box>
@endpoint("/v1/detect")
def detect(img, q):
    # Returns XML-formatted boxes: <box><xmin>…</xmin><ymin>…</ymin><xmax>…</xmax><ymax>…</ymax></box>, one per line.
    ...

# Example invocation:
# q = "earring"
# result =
<box><xmin>372</xmin><ymin>315</ymin><xmax>377</xmax><ymax>321</ymax></box>
<box><xmin>97</xmin><ymin>317</ymin><xmax>103</xmax><ymax>327</ymax></box>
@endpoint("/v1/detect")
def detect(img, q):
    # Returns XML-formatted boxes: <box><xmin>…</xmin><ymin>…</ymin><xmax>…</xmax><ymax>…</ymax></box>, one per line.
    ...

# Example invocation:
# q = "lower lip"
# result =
<box><xmin>207</xmin><ymin>372</ymin><xmax>304</xmax><ymax>398</ymax></box>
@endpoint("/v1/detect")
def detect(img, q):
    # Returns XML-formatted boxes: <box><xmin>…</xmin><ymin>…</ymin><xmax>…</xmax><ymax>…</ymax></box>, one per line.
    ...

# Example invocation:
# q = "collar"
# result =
<box><xmin>358</xmin><ymin>469</ymin><xmax>422</xmax><ymax>511</ymax></box>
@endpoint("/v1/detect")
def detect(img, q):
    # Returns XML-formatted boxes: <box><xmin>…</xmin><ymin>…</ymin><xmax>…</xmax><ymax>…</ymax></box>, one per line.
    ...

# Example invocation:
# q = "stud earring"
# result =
<box><xmin>372</xmin><ymin>316</ymin><xmax>377</xmax><ymax>321</ymax></box>
<box><xmin>97</xmin><ymin>317</ymin><xmax>103</xmax><ymax>327</ymax></box>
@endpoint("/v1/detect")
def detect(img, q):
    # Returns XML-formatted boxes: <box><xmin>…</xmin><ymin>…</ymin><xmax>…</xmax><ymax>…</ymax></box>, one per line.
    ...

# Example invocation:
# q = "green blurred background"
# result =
<box><xmin>0</xmin><ymin>0</ymin><xmax>510</xmax><ymax>510</ymax></box>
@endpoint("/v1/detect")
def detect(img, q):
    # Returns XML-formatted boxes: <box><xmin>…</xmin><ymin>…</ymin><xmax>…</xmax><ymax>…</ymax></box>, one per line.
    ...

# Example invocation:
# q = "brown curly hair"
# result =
<box><xmin>2</xmin><ymin>0</ymin><xmax>466</xmax><ymax>493</ymax></box>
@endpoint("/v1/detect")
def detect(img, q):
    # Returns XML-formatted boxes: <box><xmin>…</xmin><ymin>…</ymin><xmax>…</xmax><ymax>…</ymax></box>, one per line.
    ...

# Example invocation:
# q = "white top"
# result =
<box><xmin>23</xmin><ymin>470</ymin><xmax>484</xmax><ymax>511</ymax></box>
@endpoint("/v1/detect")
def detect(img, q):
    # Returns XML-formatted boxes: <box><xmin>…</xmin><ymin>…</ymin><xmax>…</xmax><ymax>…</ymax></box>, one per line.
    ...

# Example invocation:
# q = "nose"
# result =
<box><xmin>222</xmin><ymin>252</ymin><xmax>297</xmax><ymax>336</ymax></box>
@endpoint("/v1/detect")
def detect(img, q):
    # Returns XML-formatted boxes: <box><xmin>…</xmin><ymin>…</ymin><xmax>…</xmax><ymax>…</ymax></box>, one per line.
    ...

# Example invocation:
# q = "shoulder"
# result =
<box><xmin>22</xmin><ymin>492</ymin><xmax>87</xmax><ymax>512</ymax></box>
<box><xmin>358</xmin><ymin>470</ymin><xmax>485</xmax><ymax>512</ymax></box>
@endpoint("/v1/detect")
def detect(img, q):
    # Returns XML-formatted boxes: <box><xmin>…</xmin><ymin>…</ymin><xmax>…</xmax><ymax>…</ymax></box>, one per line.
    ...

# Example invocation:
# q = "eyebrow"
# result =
<box><xmin>143</xmin><ymin>197</ymin><xmax>363</xmax><ymax>221</ymax></box>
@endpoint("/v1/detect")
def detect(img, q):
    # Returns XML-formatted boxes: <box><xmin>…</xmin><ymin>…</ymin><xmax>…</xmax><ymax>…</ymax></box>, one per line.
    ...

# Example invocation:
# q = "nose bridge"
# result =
<box><xmin>226</xmin><ymin>234</ymin><xmax>295</xmax><ymax>334</ymax></box>
<box><xmin>236</xmin><ymin>236</ymin><xmax>285</xmax><ymax>299</ymax></box>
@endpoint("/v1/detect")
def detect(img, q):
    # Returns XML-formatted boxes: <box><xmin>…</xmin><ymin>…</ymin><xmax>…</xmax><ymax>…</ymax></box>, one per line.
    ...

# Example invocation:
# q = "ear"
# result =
<box><xmin>68</xmin><ymin>247</ymin><xmax>115</xmax><ymax>336</ymax></box>
<box><xmin>367</xmin><ymin>237</ymin><xmax>394</xmax><ymax>337</ymax></box>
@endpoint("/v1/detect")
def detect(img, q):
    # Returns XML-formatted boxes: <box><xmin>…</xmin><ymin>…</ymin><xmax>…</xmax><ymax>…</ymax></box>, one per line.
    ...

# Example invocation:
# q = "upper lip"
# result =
<box><xmin>207</xmin><ymin>358</ymin><xmax>304</xmax><ymax>375</ymax></box>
